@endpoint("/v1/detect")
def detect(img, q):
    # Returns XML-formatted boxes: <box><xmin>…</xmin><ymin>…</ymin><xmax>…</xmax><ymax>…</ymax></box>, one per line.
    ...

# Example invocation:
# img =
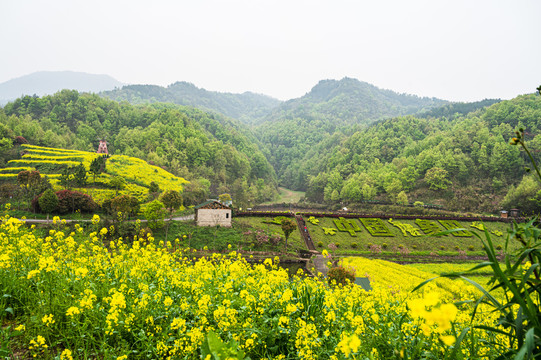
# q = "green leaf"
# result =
<box><xmin>514</xmin><ymin>327</ymin><xmax>535</xmax><ymax>360</ymax></box>
<box><xmin>448</xmin><ymin>327</ymin><xmax>470</xmax><ymax>360</ymax></box>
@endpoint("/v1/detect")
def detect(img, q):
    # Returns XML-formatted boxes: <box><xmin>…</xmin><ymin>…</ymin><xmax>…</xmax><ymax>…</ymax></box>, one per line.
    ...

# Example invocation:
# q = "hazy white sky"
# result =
<box><xmin>1</xmin><ymin>0</ymin><xmax>540</xmax><ymax>101</ymax></box>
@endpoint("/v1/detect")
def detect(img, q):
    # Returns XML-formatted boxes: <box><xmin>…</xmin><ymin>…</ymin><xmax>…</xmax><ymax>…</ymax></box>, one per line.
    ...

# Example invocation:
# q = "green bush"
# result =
<box><xmin>468</xmin><ymin>245</ymin><xmax>475</xmax><ymax>251</ymax></box>
<box><xmin>351</xmin><ymin>243</ymin><xmax>358</xmax><ymax>249</ymax></box>
<box><xmin>382</xmin><ymin>243</ymin><xmax>388</xmax><ymax>249</ymax></box>
<box><xmin>317</xmin><ymin>241</ymin><xmax>323</xmax><ymax>247</ymax></box>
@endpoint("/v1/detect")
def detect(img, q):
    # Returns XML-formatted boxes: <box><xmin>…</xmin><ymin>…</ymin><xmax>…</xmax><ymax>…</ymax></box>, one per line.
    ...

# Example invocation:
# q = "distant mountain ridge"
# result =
<box><xmin>261</xmin><ymin>77</ymin><xmax>448</xmax><ymax>126</ymax></box>
<box><xmin>101</xmin><ymin>82</ymin><xmax>282</xmax><ymax>124</ymax></box>
<box><xmin>0</xmin><ymin>71</ymin><xmax>123</xmax><ymax>105</ymax></box>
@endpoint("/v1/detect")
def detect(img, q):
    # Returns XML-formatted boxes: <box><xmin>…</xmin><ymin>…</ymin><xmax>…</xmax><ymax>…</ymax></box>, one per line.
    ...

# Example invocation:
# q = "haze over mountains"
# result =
<box><xmin>0</xmin><ymin>71</ymin><xmax>124</xmax><ymax>105</ymax></box>
<box><xmin>1</xmin><ymin>71</ymin><xmax>449</xmax><ymax>125</ymax></box>
<box><xmin>102</xmin><ymin>81</ymin><xmax>282</xmax><ymax>124</ymax></box>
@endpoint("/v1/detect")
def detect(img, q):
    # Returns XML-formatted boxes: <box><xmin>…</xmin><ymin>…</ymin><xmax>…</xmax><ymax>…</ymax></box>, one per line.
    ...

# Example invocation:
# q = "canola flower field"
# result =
<box><xmin>3</xmin><ymin>145</ymin><xmax>188</xmax><ymax>204</ymax></box>
<box><xmin>0</xmin><ymin>207</ymin><xmax>509</xmax><ymax>359</ymax></box>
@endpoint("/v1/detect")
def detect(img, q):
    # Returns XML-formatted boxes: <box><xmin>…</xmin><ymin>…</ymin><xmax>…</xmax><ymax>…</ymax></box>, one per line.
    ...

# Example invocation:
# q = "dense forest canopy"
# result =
<box><xmin>1</xmin><ymin>79</ymin><xmax>540</xmax><ymax>214</ymax></box>
<box><xmin>101</xmin><ymin>82</ymin><xmax>281</xmax><ymax>124</ymax></box>
<box><xmin>0</xmin><ymin>91</ymin><xmax>278</xmax><ymax>206</ymax></box>
<box><xmin>297</xmin><ymin>94</ymin><xmax>541</xmax><ymax>213</ymax></box>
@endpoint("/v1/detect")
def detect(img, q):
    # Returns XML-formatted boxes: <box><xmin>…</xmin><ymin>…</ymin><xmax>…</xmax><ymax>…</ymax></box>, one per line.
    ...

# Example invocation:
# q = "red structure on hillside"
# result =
<box><xmin>97</xmin><ymin>140</ymin><xmax>108</xmax><ymax>154</ymax></box>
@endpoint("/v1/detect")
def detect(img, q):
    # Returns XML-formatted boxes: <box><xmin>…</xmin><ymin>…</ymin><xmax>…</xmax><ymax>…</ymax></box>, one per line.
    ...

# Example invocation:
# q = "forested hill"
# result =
<box><xmin>299</xmin><ymin>93</ymin><xmax>541</xmax><ymax>213</ymax></box>
<box><xmin>0</xmin><ymin>91</ymin><xmax>278</xmax><ymax>206</ymax></box>
<box><xmin>101</xmin><ymin>82</ymin><xmax>281</xmax><ymax>124</ymax></box>
<box><xmin>259</xmin><ymin>78</ymin><xmax>448</xmax><ymax>126</ymax></box>
<box><xmin>253</xmin><ymin>78</ymin><xmax>448</xmax><ymax>187</ymax></box>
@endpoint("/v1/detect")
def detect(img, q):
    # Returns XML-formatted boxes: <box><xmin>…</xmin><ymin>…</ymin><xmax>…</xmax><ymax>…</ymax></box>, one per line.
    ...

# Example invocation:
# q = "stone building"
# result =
<box><xmin>194</xmin><ymin>200</ymin><xmax>232</xmax><ymax>227</ymax></box>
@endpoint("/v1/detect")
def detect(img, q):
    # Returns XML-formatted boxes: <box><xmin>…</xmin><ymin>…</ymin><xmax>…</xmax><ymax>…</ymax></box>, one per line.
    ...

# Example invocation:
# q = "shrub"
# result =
<box><xmin>496</xmin><ymin>245</ymin><xmax>503</xmax><ymax>250</ymax></box>
<box><xmin>335</xmin><ymin>242</ymin><xmax>340</xmax><ymax>248</ymax></box>
<box><xmin>351</xmin><ymin>243</ymin><xmax>358</xmax><ymax>249</ymax></box>
<box><xmin>440</xmin><ymin>246</ymin><xmax>445</xmax><ymax>250</ymax></box>
<box><xmin>317</xmin><ymin>241</ymin><xmax>323</xmax><ymax>248</ymax></box>
<box><xmin>367</xmin><ymin>243</ymin><xmax>373</xmax><ymax>249</ymax></box>
<box><xmin>33</xmin><ymin>189</ymin><xmax>98</xmax><ymax>214</ymax></box>
<box><xmin>412</xmin><ymin>245</ymin><xmax>417</xmax><ymax>249</ymax></box>
<box><xmin>455</xmin><ymin>246</ymin><xmax>460</xmax><ymax>250</ymax></box>
<box><xmin>369</xmin><ymin>244</ymin><xmax>382</xmax><ymax>254</ymax></box>
<box><xmin>327</xmin><ymin>266</ymin><xmax>355</xmax><ymax>287</ymax></box>
<box><xmin>468</xmin><ymin>245</ymin><xmax>475</xmax><ymax>251</ymax></box>
<box><xmin>382</xmin><ymin>243</ymin><xmax>388</xmax><ymax>249</ymax></box>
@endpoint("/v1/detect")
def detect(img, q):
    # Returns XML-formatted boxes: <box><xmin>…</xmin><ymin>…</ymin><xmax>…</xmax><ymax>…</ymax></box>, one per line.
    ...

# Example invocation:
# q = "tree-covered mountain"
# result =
<box><xmin>0</xmin><ymin>71</ymin><xmax>123</xmax><ymax>105</ymax></box>
<box><xmin>298</xmin><ymin>94</ymin><xmax>541</xmax><ymax>213</ymax></box>
<box><xmin>259</xmin><ymin>77</ymin><xmax>448</xmax><ymax>126</ymax></box>
<box><xmin>0</xmin><ymin>91</ymin><xmax>277</xmax><ymax>206</ymax></box>
<box><xmin>101</xmin><ymin>82</ymin><xmax>281</xmax><ymax>124</ymax></box>
<box><xmin>253</xmin><ymin>78</ymin><xmax>449</xmax><ymax>189</ymax></box>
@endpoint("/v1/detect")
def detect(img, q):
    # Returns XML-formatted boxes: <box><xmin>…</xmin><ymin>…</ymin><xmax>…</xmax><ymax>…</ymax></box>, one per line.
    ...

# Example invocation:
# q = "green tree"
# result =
<box><xmin>74</xmin><ymin>163</ymin><xmax>87</xmax><ymax>187</ymax></box>
<box><xmin>396</xmin><ymin>191</ymin><xmax>408</xmax><ymax>205</ymax></box>
<box><xmin>38</xmin><ymin>189</ymin><xmax>58</xmax><ymax>223</ymax></box>
<box><xmin>161</xmin><ymin>190</ymin><xmax>183</xmax><ymax>220</ymax></box>
<box><xmin>144</xmin><ymin>199</ymin><xmax>166</xmax><ymax>230</ymax></box>
<box><xmin>148</xmin><ymin>181</ymin><xmax>160</xmax><ymax>201</ymax></box>
<box><xmin>89</xmin><ymin>156</ymin><xmax>106</xmax><ymax>183</ymax></box>
<box><xmin>424</xmin><ymin>167</ymin><xmax>451</xmax><ymax>190</ymax></box>
<box><xmin>218</xmin><ymin>193</ymin><xmax>232</xmax><ymax>205</ymax></box>
<box><xmin>281</xmin><ymin>218</ymin><xmax>297</xmax><ymax>252</ymax></box>
<box><xmin>501</xmin><ymin>175</ymin><xmax>541</xmax><ymax>215</ymax></box>
<box><xmin>109</xmin><ymin>176</ymin><xmax>126</xmax><ymax>196</ymax></box>
<box><xmin>18</xmin><ymin>170</ymin><xmax>43</xmax><ymax>209</ymax></box>
<box><xmin>110</xmin><ymin>195</ymin><xmax>140</xmax><ymax>220</ymax></box>
<box><xmin>149</xmin><ymin>181</ymin><xmax>160</xmax><ymax>193</ymax></box>
<box><xmin>59</xmin><ymin>167</ymin><xmax>76</xmax><ymax>190</ymax></box>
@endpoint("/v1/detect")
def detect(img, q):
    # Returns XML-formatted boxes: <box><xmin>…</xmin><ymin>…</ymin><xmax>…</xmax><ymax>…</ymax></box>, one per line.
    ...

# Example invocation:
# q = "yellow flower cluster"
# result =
<box><xmin>107</xmin><ymin>155</ymin><xmax>189</xmax><ymax>192</ymax></box>
<box><xmin>0</xmin><ymin>209</ymin><xmax>508</xmax><ymax>359</ymax></box>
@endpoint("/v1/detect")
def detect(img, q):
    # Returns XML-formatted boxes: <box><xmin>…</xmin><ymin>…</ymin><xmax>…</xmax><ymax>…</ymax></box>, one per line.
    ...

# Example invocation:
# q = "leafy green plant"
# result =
<box><xmin>416</xmin><ymin>119</ymin><xmax>541</xmax><ymax>359</ymax></box>
<box><xmin>201</xmin><ymin>330</ymin><xmax>249</xmax><ymax>360</ymax></box>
